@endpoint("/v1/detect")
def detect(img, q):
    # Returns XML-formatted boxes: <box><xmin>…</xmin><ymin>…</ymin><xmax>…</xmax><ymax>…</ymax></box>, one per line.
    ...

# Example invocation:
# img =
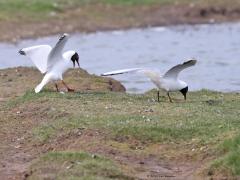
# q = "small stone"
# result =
<box><xmin>49</xmin><ymin>11</ymin><xmax>57</xmax><ymax>17</ymax></box>
<box><xmin>189</xmin><ymin>3</ymin><xmax>195</xmax><ymax>8</ymax></box>
<box><xmin>209</xmin><ymin>18</ymin><xmax>216</xmax><ymax>24</ymax></box>
<box><xmin>66</xmin><ymin>164</ymin><xmax>73</xmax><ymax>169</ymax></box>
<box><xmin>77</xmin><ymin>132</ymin><xmax>82</xmax><ymax>136</ymax></box>
<box><xmin>92</xmin><ymin>154</ymin><xmax>97</xmax><ymax>159</ymax></box>
<box><xmin>15</xmin><ymin>145</ymin><xmax>21</xmax><ymax>149</ymax></box>
<box><xmin>146</xmin><ymin>118</ymin><xmax>151</xmax><ymax>122</ymax></box>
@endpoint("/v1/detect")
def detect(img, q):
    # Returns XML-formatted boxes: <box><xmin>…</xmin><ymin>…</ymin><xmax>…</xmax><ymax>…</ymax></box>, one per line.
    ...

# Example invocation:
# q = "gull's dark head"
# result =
<box><xmin>71</xmin><ymin>52</ymin><xmax>80</xmax><ymax>68</ymax></box>
<box><xmin>180</xmin><ymin>86</ymin><xmax>188</xmax><ymax>100</ymax></box>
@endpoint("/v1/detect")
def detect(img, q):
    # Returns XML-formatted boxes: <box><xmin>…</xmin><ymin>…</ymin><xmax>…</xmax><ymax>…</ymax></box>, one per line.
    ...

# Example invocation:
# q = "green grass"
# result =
<box><xmin>9</xmin><ymin>90</ymin><xmax>240</xmax><ymax>145</ymax></box>
<box><xmin>0</xmin><ymin>0</ymin><xmax>239</xmax><ymax>21</ymax></box>
<box><xmin>28</xmin><ymin>90</ymin><xmax>240</xmax><ymax>145</ymax></box>
<box><xmin>0</xmin><ymin>0</ymin><xmax>94</xmax><ymax>20</ymax></box>
<box><xmin>28</xmin><ymin>151</ymin><xmax>132</xmax><ymax>179</ymax></box>
<box><xmin>6</xmin><ymin>89</ymin><xmax>240</xmax><ymax>178</ymax></box>
<box><xmin>0</xmin><ymin>0</ymin><xmax>167</xmax><ymax>19</ymax></box>
<box><xmin>0</xmin><ymin>0</ymin><xmax>216</xmax><ymax>21</ymax></box>
<box><xmin>102</xmin><ymin>0</ymin><xmax>162</xmax><ymax>5</ymax></box>
<box><xmin>209</xmin><ymin>134</ymin><xmax>240</xmax><ymax>176</ymax></box>
<box><xmin>0</xmin><ymin>0</ymin><xmax>61</xmax><ymax>20</ymax></box>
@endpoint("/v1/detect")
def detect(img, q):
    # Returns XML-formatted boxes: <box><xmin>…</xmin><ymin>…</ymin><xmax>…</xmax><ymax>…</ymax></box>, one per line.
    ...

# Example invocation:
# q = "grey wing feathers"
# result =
<box><xmin>47</xmin><ymin>33</ymin><xmax>69</xmax><ymax>71</ymax></box>
<box><xmin>163</xmin><ymin>60</ymin><xmax>197</xmax><ymax>79</ymax></box>
<box><xmin>101</xmin><ymin>68</ymin><xmax>143</xmax><ymax>76</ymax></box>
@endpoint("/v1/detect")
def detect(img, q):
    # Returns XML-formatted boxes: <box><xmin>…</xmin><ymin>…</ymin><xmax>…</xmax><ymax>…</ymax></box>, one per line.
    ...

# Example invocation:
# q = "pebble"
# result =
<box><xmin>91</xmin><ymin>154</ymin><xmax>97</xmax><ymax>159</ymax></box>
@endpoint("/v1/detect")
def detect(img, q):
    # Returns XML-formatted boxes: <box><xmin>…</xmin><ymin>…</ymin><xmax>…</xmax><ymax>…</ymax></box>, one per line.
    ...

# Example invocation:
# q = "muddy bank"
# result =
<box><xmin>1</xmin><ymin>3</ymin><xmax>240</xmax><ymax>42</ymax></box>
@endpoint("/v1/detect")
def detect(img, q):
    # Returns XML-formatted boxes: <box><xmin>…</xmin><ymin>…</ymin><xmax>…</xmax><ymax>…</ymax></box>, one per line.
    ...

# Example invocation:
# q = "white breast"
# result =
<box><xmin>157</xmin><ymin>78</ymin><xmax>187</xmax><ymax>92</ymax></box>
<box><xmin>49</xmin><ymin>59</ymin><xmax>71</xmax><ymax>80</ymax></box>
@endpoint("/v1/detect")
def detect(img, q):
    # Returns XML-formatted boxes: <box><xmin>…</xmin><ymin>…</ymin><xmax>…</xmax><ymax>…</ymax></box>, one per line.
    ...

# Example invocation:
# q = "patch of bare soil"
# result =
<box><xmin>1</xmin><ymin>3</ymin><xmax>240</xmax><ymax>42</ymax></box>
<box><xmin>28</xmin><ymin>128</ymin><xmax>203</xmax><ymax>180</ymax></box>
<box><xmin>0</xmin><ymin>105</ymin><xmax>40</xmax><ymax>179</ymax></box>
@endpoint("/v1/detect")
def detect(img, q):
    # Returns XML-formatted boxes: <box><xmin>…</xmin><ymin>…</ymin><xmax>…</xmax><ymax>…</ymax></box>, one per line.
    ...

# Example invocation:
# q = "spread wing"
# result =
<box><xmin>163</xmin><ymin>60</ymin><xmax>197</xmax><ymax>79</ymax></box>
<box><xmin>101</xmin><ymin>68</ymin><xmax>161</xmax><ymax>83</ymax></box>
<box><xmin>19</xmin><ymin>45</ymin><xmax>52</xmax><ymax>74</ymax></box>
<box><xmin>101</xmin><ymin>68</ymin><xmax>143</xmax><ymax>76</ymax></box>
<box><xmin>47</xmin><ymin>33</ymin><xmax>69</xmax><ymax>71</ymax></box>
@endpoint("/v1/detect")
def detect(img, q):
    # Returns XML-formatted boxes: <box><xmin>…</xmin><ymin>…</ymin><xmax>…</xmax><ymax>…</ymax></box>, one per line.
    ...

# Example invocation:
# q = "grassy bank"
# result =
<box><xmin>1</xmin><ymin>0</ymin><xmax>240</xmax><ymax>20</ymax></box>
<box><xmin>1</xmin><ymin>0</ymin><xmax>240</xmax><ymax>42</ymax></box>
<box><xmin>0</xmin><ymin>0</ymin><xmax>166</xmax><ymax>20</ymax></box>
<box><xmin>1</xmin><ymin>83</ymin><xmax>240</xmax><ymax>178</ymax></box>
<box><xmin>0</xmin><ymin>0</ymin><xmax>180</xmax><ymax>21</ymax></box>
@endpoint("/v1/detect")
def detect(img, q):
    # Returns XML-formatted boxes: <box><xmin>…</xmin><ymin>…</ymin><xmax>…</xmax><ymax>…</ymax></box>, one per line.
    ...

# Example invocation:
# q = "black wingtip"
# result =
<box><xmin>101</xmin><ymin>73</ymin><xmax>116</xmax><ymax>76</ymax></box>
<box><xmin>101</xmin><ymin>72</ymin><xmax>125</xmax><ymax>76</ymax></box>
<box><xmin>18</xmin><ymin>49</ymin><xmax>26</xmax><ymax>55</ymax></box>
<box><xmin>59</xmin><ymin>33</ymin><xmax>69</xmax><ymax>41</ymax></box>
<box><xmin>183</xmin><ymin>59</ymin><xmax>197</xmax><ymax>65</ymax></box>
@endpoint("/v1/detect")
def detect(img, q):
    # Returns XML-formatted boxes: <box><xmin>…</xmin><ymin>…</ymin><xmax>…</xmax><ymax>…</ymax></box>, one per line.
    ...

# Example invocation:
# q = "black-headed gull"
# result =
<box><xmin>19</xmin><ymin>33</ymin><xmax>80</xmax><ymax>93</ymax></box>
<box><xmin>101</xmin><ymin>59</ymin><xmax>197</xmax><ymax>102</ymax></box>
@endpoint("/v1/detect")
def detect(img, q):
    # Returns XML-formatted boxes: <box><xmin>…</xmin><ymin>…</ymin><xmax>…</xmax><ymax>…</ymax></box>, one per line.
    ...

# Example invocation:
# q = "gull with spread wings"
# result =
<box><xmin>102</xmin><ymin>59</ymin><xmax>197</xmax><ymax>102</ymax></box>
<box><xmin>19</xmin><ymin>33</ymin><xmax>80</xmax><ymax>93</ymax></box>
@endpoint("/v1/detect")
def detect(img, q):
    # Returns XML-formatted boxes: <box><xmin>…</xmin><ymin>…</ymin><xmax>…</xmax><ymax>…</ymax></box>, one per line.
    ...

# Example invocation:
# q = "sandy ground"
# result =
<box><xmin>1</xmin><ymin>3</ymin><xmax>240</xmax><ymax>42</ymax></box>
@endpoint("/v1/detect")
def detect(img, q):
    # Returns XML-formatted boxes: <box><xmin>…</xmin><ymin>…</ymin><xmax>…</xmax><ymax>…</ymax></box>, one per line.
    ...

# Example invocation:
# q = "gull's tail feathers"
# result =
<box><xmin>35</xmin><ymin>84</ymin><xmax>44</xmax><ymax>93</ymax></box>
<box><xmin>34</xmin><ymin>74</ymin><xmax>51</xmax><ymax>93</ymax></box>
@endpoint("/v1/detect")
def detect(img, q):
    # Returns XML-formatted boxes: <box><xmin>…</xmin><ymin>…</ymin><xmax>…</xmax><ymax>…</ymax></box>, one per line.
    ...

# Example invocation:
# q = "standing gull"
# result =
<box><xmin>101</xmin><ymin>59</ymin><xmax>197</xmax><ymax>102</ymax></box>
<box><xmin>19</xmin><ymin>33</ymin><xmax>80</xmax><ymax>93</ymax></box>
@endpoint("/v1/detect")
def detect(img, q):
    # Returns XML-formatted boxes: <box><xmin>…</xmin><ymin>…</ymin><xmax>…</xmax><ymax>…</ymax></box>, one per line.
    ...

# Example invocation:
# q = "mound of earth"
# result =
<box><xmin>0</xmin><ymin>67</ymin><xmax>125</xmax><ymax>99</ymax></box>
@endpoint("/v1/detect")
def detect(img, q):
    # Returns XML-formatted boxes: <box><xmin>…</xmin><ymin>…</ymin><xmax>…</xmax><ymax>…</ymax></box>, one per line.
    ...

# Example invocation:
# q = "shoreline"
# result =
<box><xmin>1</xmin><ymin>3</ymin><xmax>240</xmax><ymax>43</ymax></box>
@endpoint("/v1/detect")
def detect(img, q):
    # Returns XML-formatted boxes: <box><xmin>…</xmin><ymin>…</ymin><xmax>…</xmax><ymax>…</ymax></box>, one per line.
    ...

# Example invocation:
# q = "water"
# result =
<box><xmin>1</xmin><ymin>23</ymin><xmax>240</xmax><ymax>93</ymax></box>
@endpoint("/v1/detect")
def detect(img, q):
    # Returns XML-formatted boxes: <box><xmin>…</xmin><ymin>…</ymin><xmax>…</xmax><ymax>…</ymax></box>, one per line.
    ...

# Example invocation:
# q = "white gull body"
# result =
<box><xmin>102</xmin><ymin>60</ymin><xmax>197</xmax><ymax>102</ymax></box>
<box><xmin>19</xmin><ymin>34</ymin><xmax>80</xmax><ymax>93</ymax></box>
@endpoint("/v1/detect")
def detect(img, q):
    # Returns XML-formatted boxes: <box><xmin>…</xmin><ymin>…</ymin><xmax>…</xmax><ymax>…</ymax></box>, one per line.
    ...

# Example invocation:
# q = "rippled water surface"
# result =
<box><xmin>1</xmin><ymin>23</ymin><xmax>240</xmax><ymax>93</ymax></box>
